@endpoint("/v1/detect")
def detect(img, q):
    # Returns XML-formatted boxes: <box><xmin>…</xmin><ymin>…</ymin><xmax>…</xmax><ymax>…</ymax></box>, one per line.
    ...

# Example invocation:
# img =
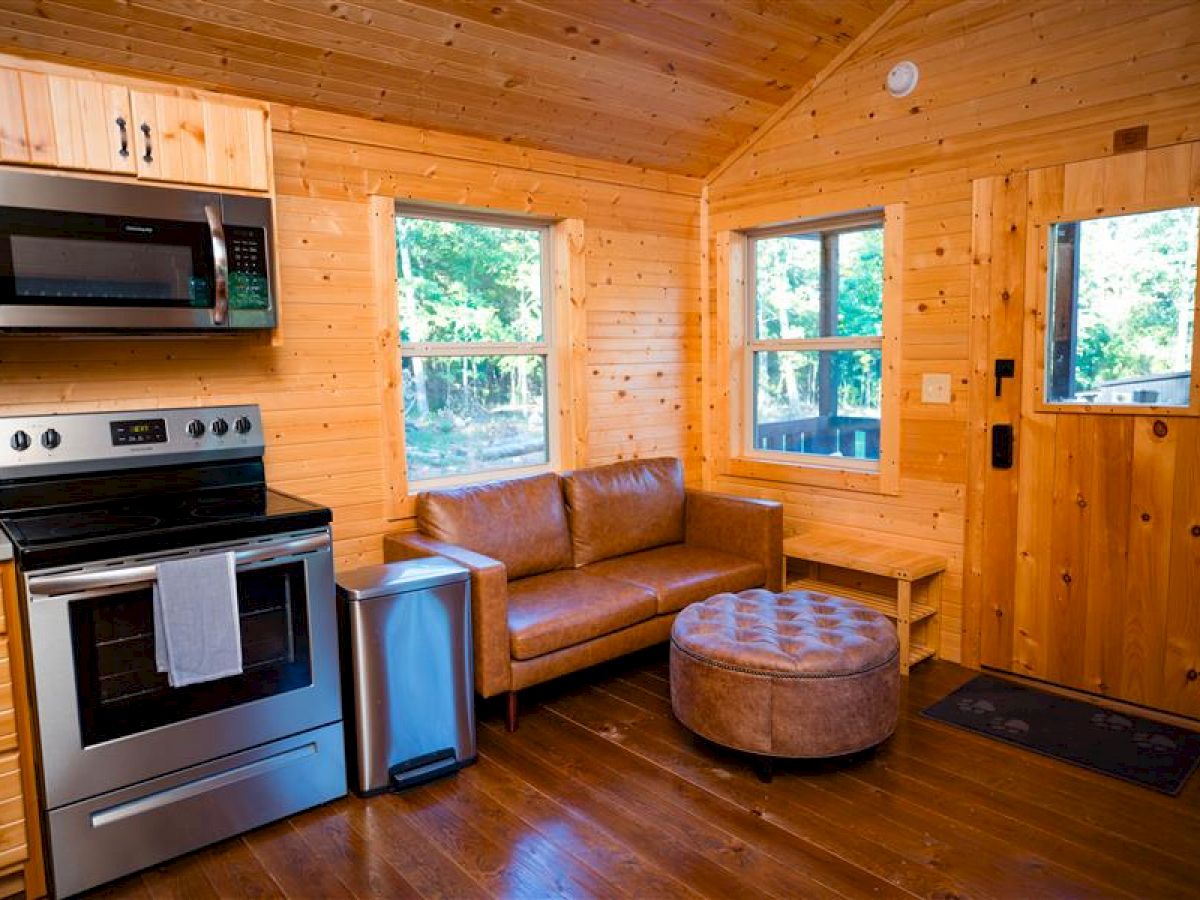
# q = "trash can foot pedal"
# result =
<box><xmin>389</xmin><ymin>747</ymin><xmax>458</xmax><ymax>791</ymax></box>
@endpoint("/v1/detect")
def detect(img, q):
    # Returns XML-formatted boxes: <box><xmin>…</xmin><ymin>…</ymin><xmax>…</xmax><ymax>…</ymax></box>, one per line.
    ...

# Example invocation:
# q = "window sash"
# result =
<box><xmin>746</xmin><ymin>213</ymin><xmax>884</xmax><ymax>345</ymax></box>
<box><xmin>395</xmin><ymin>204</ymin><xmax>554</xmax><ymax>347</ymax></box>
<box><xmin>742</xmin><ymin>209</ymin><xmax>886</xmax><ymax>471</ymax></box>
<box><xmin>394</xmin><ymin>203</ymin><xmax>558</xmax><ymax>487</ymax></box>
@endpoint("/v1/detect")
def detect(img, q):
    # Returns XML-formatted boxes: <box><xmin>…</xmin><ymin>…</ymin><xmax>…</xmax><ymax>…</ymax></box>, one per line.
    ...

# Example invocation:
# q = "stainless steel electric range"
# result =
<box><xmin>0</xmin><ymin>405</ymin><xmax>346</xmax><ymax>897</ymax></box>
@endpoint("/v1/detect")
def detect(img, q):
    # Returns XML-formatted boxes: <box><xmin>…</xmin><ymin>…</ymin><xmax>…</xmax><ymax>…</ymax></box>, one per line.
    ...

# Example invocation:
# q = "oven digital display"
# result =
<box><xmin>110</xmin><ymin>418</ymin><xmax>167</xmax><ymax>446</ymax></box>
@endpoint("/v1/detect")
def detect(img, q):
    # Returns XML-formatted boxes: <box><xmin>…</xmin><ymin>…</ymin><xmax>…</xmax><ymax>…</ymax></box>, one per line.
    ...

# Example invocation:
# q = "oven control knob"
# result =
<box><xmin>186</xmin><ymin>419</ymin><xmax>206</xmax><ymax>439</ymax></box>
<box><xmin>211</xmin><ymin>418</ymin><xmax>229</xmax><ymax>436</ymax></box>
<box><xmin>41</xmin><ymin>428</ymin><xmax>60</xmax><ymax>450</ymax></box>
<box><xmin>234</xmin><ymin>416</ymin><xmax>253</xmax><ymax>435</ymax></box>
<box><xmin>10</xmin><ymin>431</ymin><xmax>30</xmax><ymax>452</ymax></box>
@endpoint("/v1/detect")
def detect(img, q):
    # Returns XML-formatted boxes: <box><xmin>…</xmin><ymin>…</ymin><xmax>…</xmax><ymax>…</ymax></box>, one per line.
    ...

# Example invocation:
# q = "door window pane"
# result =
<box><xmin>403</xmin><ymin>355</ymin><xmax>548</xmax><ymax>482</ymax></box>
<box><xmin>753</xmin><ymin>349</ymin><xmax>882</xmax><ymax>461</ymax></box>
<box><xmin>1047</xmin><ymin>207</ymin><xmax>1197</xmax><ymax>406</ymax></box>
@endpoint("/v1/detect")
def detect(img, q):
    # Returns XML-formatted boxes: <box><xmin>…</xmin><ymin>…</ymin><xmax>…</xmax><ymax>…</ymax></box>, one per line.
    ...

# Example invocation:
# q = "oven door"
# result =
<box><xmin>24</xmin><ymin>529</ymin><xmax>341</xmax><ymax>809</ymax></box>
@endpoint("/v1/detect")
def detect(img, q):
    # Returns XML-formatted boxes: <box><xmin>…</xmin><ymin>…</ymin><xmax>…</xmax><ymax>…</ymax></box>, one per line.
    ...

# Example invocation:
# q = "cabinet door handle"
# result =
<box><xmin>115</xmin><ymin>117</ymin><xmax>129</xmax><ymax>157</ymax></box>
<box><xmin>140</xmin><ymin>122</ymin><xmax>153</xmax><ymax>163</ymax></box>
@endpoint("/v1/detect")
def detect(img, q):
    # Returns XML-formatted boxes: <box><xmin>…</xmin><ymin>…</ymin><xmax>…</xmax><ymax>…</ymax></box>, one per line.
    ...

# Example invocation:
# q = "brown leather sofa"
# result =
<box><xmin>384</xmin><ymin>457</ymin><xmax>783</xmax><ymax>730</ymax></box>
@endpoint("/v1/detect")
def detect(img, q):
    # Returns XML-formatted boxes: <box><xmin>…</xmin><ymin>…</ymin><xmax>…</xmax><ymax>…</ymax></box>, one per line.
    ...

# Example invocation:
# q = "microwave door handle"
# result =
<box><xmin>205</xmin><ymin>204</ymin><xmax>229</xmax><ymax>326</ymax></box>
<box><xmin>26</xmin><ymin>532</ymin><xmax>331</xmax><ymax>597</ymax></box>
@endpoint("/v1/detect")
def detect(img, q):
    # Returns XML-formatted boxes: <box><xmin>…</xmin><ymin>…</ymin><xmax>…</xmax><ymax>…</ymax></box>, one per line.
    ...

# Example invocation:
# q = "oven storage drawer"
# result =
<box><xmin>46</xmin><ymin>722</ymin><xmax>346</xmax><ymax>898</ymax></box>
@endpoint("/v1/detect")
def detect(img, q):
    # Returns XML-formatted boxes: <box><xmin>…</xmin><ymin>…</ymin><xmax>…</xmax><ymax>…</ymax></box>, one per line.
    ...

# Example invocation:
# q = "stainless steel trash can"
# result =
<box><xmin>337</xmin><ymin>557</ymin><xmax>475</xmax><ymax>795</ymax></box>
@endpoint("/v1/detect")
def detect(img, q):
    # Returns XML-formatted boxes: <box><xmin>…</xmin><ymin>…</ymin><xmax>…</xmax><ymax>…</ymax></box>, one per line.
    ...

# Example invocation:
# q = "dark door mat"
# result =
<box><xmin>921</xmin><ymin>674</ymin><xmax>1200</xmax><ymax>795</ymax></box>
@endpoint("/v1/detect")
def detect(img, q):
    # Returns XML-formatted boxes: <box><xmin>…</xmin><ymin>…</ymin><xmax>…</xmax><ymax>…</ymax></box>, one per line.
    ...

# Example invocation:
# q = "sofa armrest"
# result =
<box><xmin>383</xmin><ymin>531</ymin><xmax>512</xmax><ymax>698</ymax></box>
<box><xmin>684</xmin><ymin>490</ymin><xmax>783</xmax><ymax>591</ymax></box>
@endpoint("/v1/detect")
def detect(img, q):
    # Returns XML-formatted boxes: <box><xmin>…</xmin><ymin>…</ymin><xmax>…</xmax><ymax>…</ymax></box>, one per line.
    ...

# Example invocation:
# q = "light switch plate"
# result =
<box><xmin>922</xmin><ymin>373</ymin><xmax>952</xmax><ymax>404</ymax></box>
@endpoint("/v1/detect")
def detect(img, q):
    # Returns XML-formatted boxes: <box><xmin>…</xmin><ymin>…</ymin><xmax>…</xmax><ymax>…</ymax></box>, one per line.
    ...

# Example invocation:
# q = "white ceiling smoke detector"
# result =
<box><xmin>885</xmin><ymin>61</ymin><xmax>919</xmax><ymax>98</ymax></box>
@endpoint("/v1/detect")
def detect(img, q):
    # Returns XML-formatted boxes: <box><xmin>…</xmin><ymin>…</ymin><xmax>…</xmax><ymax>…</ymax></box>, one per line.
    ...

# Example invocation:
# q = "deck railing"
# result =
<box><xmin>754</xmin><ymin>415</ymin><xmax>880</xmax><ymax>458</ymax></box>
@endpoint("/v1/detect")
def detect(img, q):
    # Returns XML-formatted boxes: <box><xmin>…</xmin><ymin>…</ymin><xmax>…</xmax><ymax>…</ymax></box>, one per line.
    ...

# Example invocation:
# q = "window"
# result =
<box><xmin>1046</xmin><ymin>206</ymin><xmax>1198</xmax><ymax>408</ymax></box>
<box><xmin>745</xmin><ymin>211</ymin><xmax>886</xmax><ymax>467</ymax></box>
<box><xmin>395</xmin><ymin>206</ymin><xmax>555</xmax><ymax>485</ymax></box>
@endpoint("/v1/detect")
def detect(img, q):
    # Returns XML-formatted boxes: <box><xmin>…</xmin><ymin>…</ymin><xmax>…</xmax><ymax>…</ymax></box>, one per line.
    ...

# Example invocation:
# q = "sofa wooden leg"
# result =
<box><xmin>505</xmin><ymin>691</ymin><xmax>519</xmax><ymax>732</ymax></box>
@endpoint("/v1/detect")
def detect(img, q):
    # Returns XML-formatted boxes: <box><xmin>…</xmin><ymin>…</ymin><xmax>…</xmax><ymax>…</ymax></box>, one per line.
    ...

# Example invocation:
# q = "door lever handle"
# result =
<box><xmin>994</xmin><ymin>358</ymin><xmax>1015</xmax><ymax>397</ymax></box>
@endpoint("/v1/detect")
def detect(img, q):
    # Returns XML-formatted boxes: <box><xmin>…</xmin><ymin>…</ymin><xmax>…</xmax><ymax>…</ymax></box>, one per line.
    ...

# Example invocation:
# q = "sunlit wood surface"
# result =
<box><xmin>0</xmin><ymin>0</ymin><xmax>892</xmax><ymax>175</ymax></box>
<box><xmin>84</xmin><ymin>651</ymin><xmax>1200</xmax><ymax>899</ymax></box>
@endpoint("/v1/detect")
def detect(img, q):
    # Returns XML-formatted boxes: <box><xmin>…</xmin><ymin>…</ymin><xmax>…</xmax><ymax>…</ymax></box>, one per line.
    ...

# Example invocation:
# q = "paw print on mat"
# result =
<box><xmin>957</xmin><ymin>698</ymin><xmax>995</xmax><ymax>716</ymax></box>
<box><xmin>1133</xmin><ymin>732</ymin><xmax>1178</xmax><ymax>753</ymax></box>
<box><xmin>988</xmin><ymin>717</ymin><xmax>1030</xmax><ymax>737</ymax></box>
<box><xmin>1091</xmin><ymin>712</ymin><xmax>1134</xmax><ymax>731</ymax></box>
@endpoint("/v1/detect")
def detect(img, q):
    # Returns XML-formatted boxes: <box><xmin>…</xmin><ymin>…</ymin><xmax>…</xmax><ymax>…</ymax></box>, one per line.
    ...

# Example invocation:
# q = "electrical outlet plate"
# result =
<box><xmin>922</xmin><ymin>373</ymin><xmax>952</xmax><ymax>404</ymax></box>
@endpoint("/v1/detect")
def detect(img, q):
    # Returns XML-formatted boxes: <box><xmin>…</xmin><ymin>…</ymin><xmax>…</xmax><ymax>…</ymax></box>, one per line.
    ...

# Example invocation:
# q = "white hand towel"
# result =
<box><xmin>152</xmin><ymin>552</ymin><xmax>243</xmax><ymax>688</ymax></box>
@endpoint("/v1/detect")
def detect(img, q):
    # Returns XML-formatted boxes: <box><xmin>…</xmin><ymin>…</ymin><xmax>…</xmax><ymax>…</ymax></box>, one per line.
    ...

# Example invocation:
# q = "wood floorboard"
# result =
<box><xmin>196</xmin><ymin>837</ymin><xmax>285</xmax><ymax>900</ymax></box>
<box><xmin>83</xmin><ymin>652</ymin><xmax>1200</xmax><ymax>899</ymax></box>
<box><xmin>286</xmin><ymin>800</ymin><xmax>422</xmax><ymax>899</ymax></box>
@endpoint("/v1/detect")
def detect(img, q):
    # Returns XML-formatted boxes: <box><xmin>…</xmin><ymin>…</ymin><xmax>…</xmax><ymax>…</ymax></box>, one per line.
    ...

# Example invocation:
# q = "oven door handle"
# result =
<box><xmin>205</xmin><ymin>203</ymin><xmax>230</xmax><ymax>326</ymax></box>
<box><xmin>27</xmin><ymin>532</ymin><xmax>330</xmax><ymax>597</ymax></box>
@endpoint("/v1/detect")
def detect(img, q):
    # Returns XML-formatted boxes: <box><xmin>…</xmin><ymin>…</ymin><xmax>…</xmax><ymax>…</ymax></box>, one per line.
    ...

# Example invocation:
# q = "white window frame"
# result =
<box><xmin>744</xmin><ymin>210</ymin><xmax>886</xmax><ymax>472</ymax></box>
<box><xmin>395</xmin><ymin>202</ymin><xmax>559</xmax><ymax>490</ymax></box>
<box><xmin>714</xmin><ymin>204</ymin><xmax>902</xmax><ymax>495</ymax></box>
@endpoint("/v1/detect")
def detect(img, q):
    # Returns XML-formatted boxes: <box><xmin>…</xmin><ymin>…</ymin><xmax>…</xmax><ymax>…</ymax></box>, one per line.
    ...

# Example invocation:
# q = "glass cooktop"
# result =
<box><xmin>0</xmin><ymin>485</ymin><xmax>330</xmax><ymax>568</ymax></box>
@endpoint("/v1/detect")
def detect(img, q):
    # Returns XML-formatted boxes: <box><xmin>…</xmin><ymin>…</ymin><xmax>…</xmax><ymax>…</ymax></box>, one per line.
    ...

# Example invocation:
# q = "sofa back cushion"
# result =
<box><xmin>563</xmin><ymin>457</ymin><xmax>685</xmax><ymax>566</ymax></box>
<box><xmin>416</xmin><ymin>472</ymin><xmax>573</xmax><ymax>580</ymax></box>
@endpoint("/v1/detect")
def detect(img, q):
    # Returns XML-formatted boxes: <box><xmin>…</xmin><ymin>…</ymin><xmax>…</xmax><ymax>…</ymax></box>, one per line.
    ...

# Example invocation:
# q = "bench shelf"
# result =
<box><xmin>783</xmin><ymin>527</ymin><xmax>947</xmax><ymax>675</ymax></box>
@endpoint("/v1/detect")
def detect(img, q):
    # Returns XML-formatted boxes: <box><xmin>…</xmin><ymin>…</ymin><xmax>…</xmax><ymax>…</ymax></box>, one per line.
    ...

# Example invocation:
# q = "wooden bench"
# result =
<box><xmin>782</xmin><ymin>526</ymin><xmax>946</xmax><ymax>675</ymax></box>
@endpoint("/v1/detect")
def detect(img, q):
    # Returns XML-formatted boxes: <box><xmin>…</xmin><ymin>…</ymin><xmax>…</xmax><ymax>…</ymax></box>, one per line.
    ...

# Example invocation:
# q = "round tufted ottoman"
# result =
<box><xmin>670</xmin><ymin>588</ymin><xmax>900</xmax><ymax>760</ymax></box>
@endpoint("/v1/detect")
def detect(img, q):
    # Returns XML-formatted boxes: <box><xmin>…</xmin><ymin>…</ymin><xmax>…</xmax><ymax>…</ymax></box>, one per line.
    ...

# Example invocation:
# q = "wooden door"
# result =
<box><xmin>0</xmin><ymin>69</ymin><xmax>134</xmax><ymax>174</ymax></box>
<box><xmin>131</xmin><ymin>90</ymin><xmax>269</xmax><ymax>191</ymax></box>
<box><xmin>972</xmin><ymin>144</ymin><xmax>1200</xmax><ymax>718</ymax></box>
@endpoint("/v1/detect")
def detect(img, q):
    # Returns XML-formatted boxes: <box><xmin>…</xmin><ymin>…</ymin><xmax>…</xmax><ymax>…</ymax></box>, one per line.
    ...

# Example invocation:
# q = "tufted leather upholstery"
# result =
<box><xmin>670</xmin><ymin>589</ymin><xmax>899</xmax><ymax>758</ymax></box>
<box><xmin>671</xmin><ymin>588</ymin><xmax>898</xmax><ymax>676</ymax></box>
<box><xmin>386</xmin><ymin>458</ymin><xmax>783</xmax><ymax>701</ymax></box>
<box><xmin>563</xmin><ymin>457</ymin><xmax>685</xmax><ymax>566</ymax></box>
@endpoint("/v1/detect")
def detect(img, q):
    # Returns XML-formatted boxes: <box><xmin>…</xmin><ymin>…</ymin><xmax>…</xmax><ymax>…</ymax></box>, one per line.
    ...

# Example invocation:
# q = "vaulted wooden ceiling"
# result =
<box><xmin>0</xmin><ymin>0</ymin><xmax>891</xmax><ymax>175</ymax></box>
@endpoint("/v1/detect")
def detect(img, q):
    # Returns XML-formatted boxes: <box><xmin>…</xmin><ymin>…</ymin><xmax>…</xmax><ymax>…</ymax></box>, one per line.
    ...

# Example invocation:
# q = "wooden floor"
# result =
<box><xmin>86</xmin><ymin>651</ymin><xmax>1200</xmax><ymax>900</ymax></box>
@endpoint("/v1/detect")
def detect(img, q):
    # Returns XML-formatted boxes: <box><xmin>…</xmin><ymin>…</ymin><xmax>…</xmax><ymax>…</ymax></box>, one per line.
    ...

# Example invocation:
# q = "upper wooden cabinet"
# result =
<box><xmin>130</xmin><ymin>90</ymin><xmax>270</xmax><ymax>191</ymax></box>
<box><xmin>0</xmin><ymin>64</ymin><xmax>270</xmax><ymax>192</ymax></box>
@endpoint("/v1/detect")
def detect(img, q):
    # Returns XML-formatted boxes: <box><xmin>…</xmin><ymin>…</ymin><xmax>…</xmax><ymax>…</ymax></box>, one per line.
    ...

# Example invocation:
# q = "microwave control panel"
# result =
<box><xmin>225</xmin><ymin>225</ymin><xmax>271</xmax><ymax>311</ymax></box>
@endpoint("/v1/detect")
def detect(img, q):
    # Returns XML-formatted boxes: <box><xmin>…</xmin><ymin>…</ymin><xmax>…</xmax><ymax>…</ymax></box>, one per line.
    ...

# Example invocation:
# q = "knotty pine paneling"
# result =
<box><xmin>0</xmin><ymin>0</ymin><xmax>892</xmax><ymax>175</ymax></box>
<box><xmin>0</xmin><ymin>82</ymin><xmax>702</xmax><ymax>573</ymax></box>
<box><xmin>705</xmin><ymin>0</ymin><xmax>1200</xmax><ymax>664</ymax></box>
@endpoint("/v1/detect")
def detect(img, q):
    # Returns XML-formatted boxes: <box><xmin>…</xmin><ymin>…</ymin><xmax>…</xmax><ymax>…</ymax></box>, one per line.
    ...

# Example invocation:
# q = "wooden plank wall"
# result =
<box><xmin>0</xmin><ymin>93</ymin><xmax>702</xmax><ymax>574</ymax></box>
<box><xmin>705</xmin><ymin>0</ymin><xmax>1200</xmax><ymax>663</ymax></box>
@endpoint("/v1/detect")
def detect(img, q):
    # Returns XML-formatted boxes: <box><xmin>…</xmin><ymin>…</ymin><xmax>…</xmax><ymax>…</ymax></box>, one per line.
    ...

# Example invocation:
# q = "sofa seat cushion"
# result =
<box><xmin>586</xmin><ymin>544</ymin><xmax>766</xmax><ymax>615</ymax></box>
<box><xmin>417</xmin><ymin>471</ymin><xmax>573</xmax><ymax>580</ymax></box>
<box><xmin>507</xmin><ymin>570</ymin><xmax>657</xmax><ymax>661</ymax></box>
<box><xmin>563</xmin><ymin>457</ymin><xmax>685</xmax><ymax>566</ymax></box>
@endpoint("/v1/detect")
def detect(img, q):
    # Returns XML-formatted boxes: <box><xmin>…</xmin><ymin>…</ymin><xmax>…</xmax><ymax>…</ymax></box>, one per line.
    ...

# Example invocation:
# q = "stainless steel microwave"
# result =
<box><xmin>0</xmin><ymin>170</ymin><xmax>275</xmax><ymax>333</ymax></box>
